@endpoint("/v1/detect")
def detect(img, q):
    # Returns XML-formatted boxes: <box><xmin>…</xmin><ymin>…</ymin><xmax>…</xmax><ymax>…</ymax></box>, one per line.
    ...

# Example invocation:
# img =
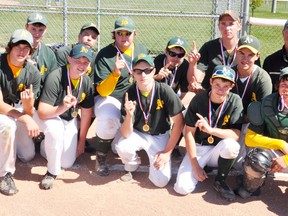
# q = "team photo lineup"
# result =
<box><xmin>1</xmin><ymin>8</ymin><xmax>288</xmax><ymax>203</ymax></box>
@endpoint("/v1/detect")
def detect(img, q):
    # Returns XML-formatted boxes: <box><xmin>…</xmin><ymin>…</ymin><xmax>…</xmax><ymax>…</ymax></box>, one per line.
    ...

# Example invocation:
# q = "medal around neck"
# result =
<box><xmin>207</xmin><ymin>135</ymin><xmax>214</xmax><ymax>144</ymax></box>
<box><xmin>143</xmin><ymin>124</ymin><xmax>150</xmax><ymax>132</ymax></box>
<box><xmin>71</xmin><ymin>107</ymin><xmax>78</xmax><ymax>118</ymax></box>
<box><xmin>129</xmin><ymin>75</ymin><xmax>134</xmax><ymax>83</ymax></box>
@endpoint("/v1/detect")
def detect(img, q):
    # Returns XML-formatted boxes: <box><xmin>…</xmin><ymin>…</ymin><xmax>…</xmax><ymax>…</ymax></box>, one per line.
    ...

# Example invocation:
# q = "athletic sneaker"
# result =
<box><xmin>40</xmin><ymin>171</ymin><xmax>57</xmax><ymax>190</ymax></box>
<box><xmin>120</xmin><ymin>172</ymin><xmax>133</xmax><ymax>182</ymax></box>
<box><xmin>213</xmin><ymin>180</ymin><xmax>235</xmax><ymax>201</ymax></box>
<box><xmin>0</xmin><ymin>173</ymin><xmax>18</xmax><ymax>196</ymax></box>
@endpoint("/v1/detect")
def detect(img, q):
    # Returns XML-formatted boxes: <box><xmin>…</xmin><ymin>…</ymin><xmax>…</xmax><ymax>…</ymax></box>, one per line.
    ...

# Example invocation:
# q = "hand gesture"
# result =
<box><xmin>63</xmin><ymin>86</ymin><xmax>77</xmax><ymax>110</ymax></box>
<box><xmin>195</xmin><ymin>113</ymin><xmax>212</xmax><ymax>134</ymax></box>
<box><xmin>20</xmin><ymin>84</ymin><xmax>34</xmax><ymax>108</ymax></box>
<box><xmin>154</xmin><ymin>62</ymin><xmax>172</xmax><ymax>80</ymax></box>
<box><xmin>124</xmin><ymin>93</ymin><xmax>136</xmax><ymax>117</ymax></box>
<box><xmin>187</xmin><ymin>41</ymin><xmax>201</xmax><ymax>65</ymax></box>
<box><xmin>271</xmin><ymin>157</ymin><xmax>287</xmax><ymax>173</ymax></box>
<box><xmin>188</xmin><ymin>76</ymin><xmax>203</xmax><ymax>93</ymax></box>
<box><xmin>114</xmin><ymin>52</ymin><xmax>126</xmax><ymax>75</ymax></box>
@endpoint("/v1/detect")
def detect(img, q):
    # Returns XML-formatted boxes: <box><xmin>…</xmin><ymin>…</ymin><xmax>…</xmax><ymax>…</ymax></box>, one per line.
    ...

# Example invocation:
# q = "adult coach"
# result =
<box><xmin>263</xmin><ymin>20</ymin><xmax>288</xmax><ymax>92</ymax></box>
<box><xmin>174</xmin><ymin>65</ymin><xmax>243</xmax><ymax>201</ymax></box>
<box><xmin>93</xmin><ymin>16</ymin><xmax>147</xmax><ymax>176</ymax></box>
<box><xmin>115</xmin><ymin>54</ymin><xmax>184</xmax><ymax>185</ymax></box>
<box><xmin>236</xmin><ymin>67</ymin><xmax>288</xmax><ymax>198</ymax></box>
<box><xmin>0</xmin><ymin>29</ymin><xmax>40</xmax><ymax>195</ymax></box>
<box><xmin>36</xmin><ymin>44</ymin><xmax>94</xmax><ymax>189</ymax></box>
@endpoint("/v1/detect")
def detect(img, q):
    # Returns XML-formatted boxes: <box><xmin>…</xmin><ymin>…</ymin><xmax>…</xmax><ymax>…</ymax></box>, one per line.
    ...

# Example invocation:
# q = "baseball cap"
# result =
<box><xmin>10</xmin><ymin>29</ymin><xmax>33</xmax><ymax>48</ymax></box>
<box><xmin>69</xmin><ymin>44</ymin><xmax>93</xmax><ymax>62</ymax></box>
<box><xmin>283</xmin><ymin>20</ymin><xmax>288</xmax><ymax>30</ymax></box>
<box><xmin>113</xmin><ymin>16</ymin><xmax>135</xmax><ymax>32</ymax></box>
<box><xmin>27</xmin><ymin>12</ymin><xmax>48</xmax><ymax>26</ymax></box>
<box><xmin>166</xmin><ymin>36</ymin><xmax>188</xmax><ymax>54</ymax></box>
<box><xmin>81</xmin><ymin>22</ymin><xmax>100</xmax><ymax>35</ymax></box>
<box><xmin>132</xmin><ymin>54</ymin><xmax>154</xmax><ymax>67</ymax></box>
<box><xmin>279</xmin><ymin>67</ymin><xmax>288</xmax><ymax>80</ymax></box>
<box><xmin>212</xmin><ymin>65</ymin><xmax>235</xmax><ymax>83</ymax></box>
<box><xmin>237</xmin><ymin>35</ymin><xmax>260</xmax><ymax>54</ymax></box>
<box><xmin>219</xmin><ymin>10</ymin><xmax>240</xmax><ymax>22</ymax></box>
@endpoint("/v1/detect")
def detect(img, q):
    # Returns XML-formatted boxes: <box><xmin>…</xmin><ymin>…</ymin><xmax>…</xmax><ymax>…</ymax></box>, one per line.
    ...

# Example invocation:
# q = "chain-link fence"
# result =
<box><xmin>0</xmin><ymin>0</ymin><xmax>244</xmax><ymax>56</ymax></box>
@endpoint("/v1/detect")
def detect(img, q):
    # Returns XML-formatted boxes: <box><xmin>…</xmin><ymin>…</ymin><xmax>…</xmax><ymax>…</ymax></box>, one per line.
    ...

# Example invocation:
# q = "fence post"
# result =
<box><xmin>63</xmin><ymin>0</ymin><xmax>68</xmax><ymax>45</ymax></box>
<box><xmin>97</xmin><ymin>0</ymin><xmax>101</xmax><ymax>52</ymax></box>
<box><xmin>242</xmin><ymin>0</ymin><xmax>249</xmax><ymax>36</ymax></box>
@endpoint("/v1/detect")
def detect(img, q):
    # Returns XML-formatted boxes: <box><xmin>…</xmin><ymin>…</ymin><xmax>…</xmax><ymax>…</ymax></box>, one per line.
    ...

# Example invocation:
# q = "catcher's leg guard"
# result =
<box><xmin>237</xmin><ymin>148</ymin><xmax>273</xmax><ymax>199</ymax></box>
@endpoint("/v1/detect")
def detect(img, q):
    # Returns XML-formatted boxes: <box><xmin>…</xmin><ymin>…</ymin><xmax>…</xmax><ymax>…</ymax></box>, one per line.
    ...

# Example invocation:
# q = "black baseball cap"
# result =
<box><xmin>284</xmin><ymin>20</ymin><xmax>288</xmax><ymax>30</ymax></box>
<box><xmin>279</xmin><ymin>67</ymin><xmax>288</xmax><ymax>80</ymax></box>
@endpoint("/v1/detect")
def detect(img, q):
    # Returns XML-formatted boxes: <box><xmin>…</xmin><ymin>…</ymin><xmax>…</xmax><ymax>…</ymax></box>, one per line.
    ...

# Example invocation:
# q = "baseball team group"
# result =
<box><xmin>0</xmin><ymin>9</ymin><xmax>288</xmax><ymax>201</ymax></box>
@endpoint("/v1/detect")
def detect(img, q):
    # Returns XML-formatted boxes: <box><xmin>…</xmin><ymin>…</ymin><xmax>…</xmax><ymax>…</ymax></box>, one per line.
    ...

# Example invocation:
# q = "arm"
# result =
<box><xmin>76</xmin><ymin>107</ymin><xmax>92</xmax><ymax>157</ymax></box>
<box><xmin>185</xmin><ymin>125</ymin><xmax>208</xmax><ymax>181</ymax></box>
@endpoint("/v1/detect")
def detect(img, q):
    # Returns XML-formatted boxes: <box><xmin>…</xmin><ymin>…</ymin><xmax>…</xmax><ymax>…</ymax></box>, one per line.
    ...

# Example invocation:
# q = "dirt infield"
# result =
<box><xmin>1</xmin><ymin>123</ymin><xmax>288</xmax><ymax>216</ymax></box>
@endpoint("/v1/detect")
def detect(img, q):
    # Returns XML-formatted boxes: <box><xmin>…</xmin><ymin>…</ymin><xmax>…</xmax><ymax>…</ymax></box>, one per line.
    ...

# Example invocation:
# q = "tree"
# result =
<box><xmin>250</xmin><ymin>0</ymin><xmax>264</xmax><ymax>16</ymax></box>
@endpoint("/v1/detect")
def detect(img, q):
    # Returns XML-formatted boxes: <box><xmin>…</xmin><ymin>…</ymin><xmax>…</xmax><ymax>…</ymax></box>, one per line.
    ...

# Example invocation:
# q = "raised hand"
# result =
<box><xmin>188</xmin><ymin>76</ymin><xmax>203</xmax><ymax>93</ymax></box>
<box><xmin>195</xmin><ymin>113</ymin><xmax>211</xmax><ymax>134</ymax></box>
<box><xmin>20</xmin><ymin>84</ymin><xmax>35</xmax><ymax>108</ymax></box>
<box><xmin>114</xmin><ymin>52</ymin><xmax>126</xmax><ymax>75</ymax></box>
<box><xmin>154</xmin><ymin>61</ymin><xmax>172</xmax><ymax>80</ymax></box>
<box><xmin>63</xmin><ymin>86</ymin><xmax>77</xmax><ymax>110</ymax></box>
<box><xmin>124</xmin><ymin>92</ymin><xmax>136</xmax><ymax>117</ymax></box>
<box><xmin>187</xmin><ymin>41</ymin><xmax>201</xmax><ymax>65</ymax></box>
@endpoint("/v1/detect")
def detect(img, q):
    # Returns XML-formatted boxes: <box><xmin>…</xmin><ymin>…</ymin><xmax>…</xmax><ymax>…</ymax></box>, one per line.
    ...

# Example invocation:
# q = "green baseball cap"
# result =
<box><xmin>10</xmin><ymin>29</ymin><xmax>33</xmax><ymax>48</ymax></box>
<box><xmin>132</xmin><ymin>54</ymin><xmax>154</xmax><ymax>67</ymax></box>
<box><xmin>81</xmin><ymin>22</ymin><xmax>99</xmax><ymax>35</ymax></box>
<box><xmin>27</xmin><ymin>12</ymin><xmax>48</xmax><ymax>26</ymax></box>
<box><xmin>166</xmin><ymin>36</ymin><xmax>188</xmax><ymax>54</ymax></box>
<box><xmin>219</xmin><ymin>10</ymin><xmax>240</xmax><ymax>23</ymax></box>
<box><xmin>237</xmin><ymin>35</ymin><xmax>260</xmax><ymax>54</ymax></box>
<box><xmin>284</xmin><ymin>20</ymin><xmax>288</xmax><ymax>30</ymax></box>
<box><xmin>212</xmin><ymin>65</ymin><xmax>235</xmax><ymax>83</ymax></box>
<box><xmin>279</xmin><ymin>67</ymin><xmax>288</xmax><ymax>80</ymax></box>
<box><xmin>113</xmin><ymin>16</ymin><xmax>135</xmax><ymax>32</ymax></box>
<box><xmin>69</xmin><ymin>44</ymin><xmax>93</xmax><ymax>62</ymax></box>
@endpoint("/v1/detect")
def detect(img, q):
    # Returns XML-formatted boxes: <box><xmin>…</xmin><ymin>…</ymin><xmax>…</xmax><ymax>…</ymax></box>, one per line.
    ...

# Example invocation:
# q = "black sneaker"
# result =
<box><xmin>213</xmin><ymin>180</ymin><xmax>235</xmax><ymax>201</ymax></box>
<box><xmin>0</xmin><ymin>173</ymin><xmax>19</xmax><ymax>196</ymax></box>
<box><xmin>95</xmin><ymin>152</ymin><xmax>109</xmax><ymax>176</ymax></box>
<box><xmin>40</xmin><ymin>171</ymin><xmax>57</xmax><ymax>190</ymax></box>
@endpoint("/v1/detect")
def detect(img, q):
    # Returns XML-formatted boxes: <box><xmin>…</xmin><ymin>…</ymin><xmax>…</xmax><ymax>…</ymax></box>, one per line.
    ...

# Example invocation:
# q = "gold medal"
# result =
<box><xmin>143</xmin><ymin>124</ymin><xmax>150</xmax><ymax>132</ymax></box>
<box><xmin>207</xmin><ymin>135</ymin><xmax>214</xmax><ymax>144</ymax></box>
<box><xmin>129</xmin><ymin>76</ymin><xmax>134</xmax><ymax>83</ymax></box>
<box><xmin>71</xmin><ymin>109</ymin><xmax>78</xmax><ymax>118</ymax></box>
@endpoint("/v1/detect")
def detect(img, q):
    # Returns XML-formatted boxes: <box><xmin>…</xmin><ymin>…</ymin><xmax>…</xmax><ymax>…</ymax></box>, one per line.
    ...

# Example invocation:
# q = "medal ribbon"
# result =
<box><xmin>115</xmin><ymin>43</ymin><xmax>134</xmax><ymax>75</ymax></box>
<box><xmin>208</xmin><ymin>92</ymin><xmax>227</xmax><ymax>128</ymax></box>
<box><xmin>163</xmin><ymin>58</ymin><xmax>177</xmax><ymax>87</ymax></box>
<box><xmin>66</xmin><ymin>68</ymin><xmax>83</xmax><ymax>109</ymax></box>
<box><xmin>136</xmin><ymin>83</ymin><xmax>155</xmax><ymax>124</ymax></box>
<box><xmin>278</xmin><ymin>96</ymin><xmax>288</xmax><ymax>111</ymax></box>
<box><xmin>220</xmin><ymin>39</ymin><xmax>237</xmax><ymax>67</ymax></box>
<box><xmin>235</xmin><ymin>73</ymin><xmax>252</xmax><ymax>99</ymax></box>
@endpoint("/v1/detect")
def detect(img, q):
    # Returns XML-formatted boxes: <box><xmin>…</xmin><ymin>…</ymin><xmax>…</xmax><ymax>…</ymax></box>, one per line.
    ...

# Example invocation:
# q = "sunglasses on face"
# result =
<box><xmin>167</xmin><ymin>50</ymin><xmax>185</xmax><ymax>58</ymax></box>
<box><xmin>213</xmin><ymin>70</ymin><xmax>235</xmax><ymax>80</ymax></box>
<box><xmin>116</xmin><ymin>31</ymin><xmax>132</xmax><ymax>37</ymax></box>
<box><xmin>133</xmin><ymin>67</ymin><xmax>154</xmax><ymax>75</ymax></box>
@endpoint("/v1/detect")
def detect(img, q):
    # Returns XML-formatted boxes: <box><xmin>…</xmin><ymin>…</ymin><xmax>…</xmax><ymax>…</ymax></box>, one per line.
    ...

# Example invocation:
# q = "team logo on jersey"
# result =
<box><xmin>251</xmin><ymin>92</ymin><xmax>256</xmax><ymax>102</ymax></box>
<box><xmin>222</xmin><ymin>115</ymin><xmax>230</xmax><ymax>126</ymax></box>
<box><xmin>80</xmin><ymin>92</ymin><xmax>86</xmax><ymax>103</ymax></box>
<box><xmin>80</xmin><ymin>46</ymin><xmax>89</xmax><ymax>53</ymax></box>
<box><xmin>40</xmin><ymin>65</ymin><xmax>48</xmax><ymax>76</ymax></box>
<box><xmin>86</xmin><ymin>67</ymin><xmax>92</xmax><ymax>76</ymax></box>
<box><xmin>156</xmin><ymin>99</ymin><xmax>164</xmax><ymax>110</ymax></box>
<box><xmin>121</xmin><ymin>19</ymin><xmax>129</xmax><ymax>26</ymax></box>
<box><xmin>17</xmin><ymin>83</ymin><xmax>26</xmax><ymax>92</ymax></box>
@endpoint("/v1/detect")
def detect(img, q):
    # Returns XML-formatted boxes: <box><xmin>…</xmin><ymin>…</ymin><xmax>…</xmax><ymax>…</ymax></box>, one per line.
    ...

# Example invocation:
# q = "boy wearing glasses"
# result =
<box><xmin>174</xmin><ymin>65</ymin><xmax>243</xmax><ymax>201</ymax></box>
<box><xmin>154</xmin><ymin>36</ymin><xmax>193</xmax><ymax>159</ymax></box>
<box><xmin>93</xmin><ymin>16</ymin><xmax>147</xmax><ymax>176</ymax></box>
<box><xmin>115</xmin><ymin>54</ymin><xmax>184</xmax><ymax>185</ymax></box>
<box><xmin>236</xmin><ymin>67</ymin><xmax>288</xmax><ymax>198</ymax></box>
